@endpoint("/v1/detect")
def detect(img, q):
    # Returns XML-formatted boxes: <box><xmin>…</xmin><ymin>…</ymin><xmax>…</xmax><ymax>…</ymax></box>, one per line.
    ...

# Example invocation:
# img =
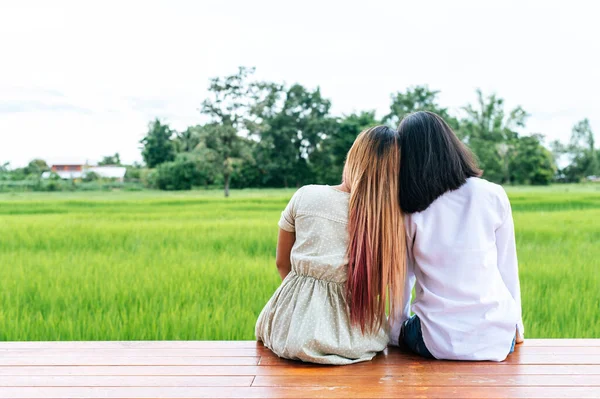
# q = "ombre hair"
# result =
<box><xmin>344</xmin><ymin>126</ymin><xmax>406</xmax><ymax>334</ymax></box>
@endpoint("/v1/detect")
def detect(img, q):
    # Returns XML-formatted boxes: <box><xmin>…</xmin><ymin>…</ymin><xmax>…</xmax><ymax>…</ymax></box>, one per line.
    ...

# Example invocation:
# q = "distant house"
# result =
<box><xmin>42</xmin><ymin>164</ymin><xmax>127</xmax><ymax>182</ymax></box>
<box><xmin>43</xmin><ymin>164</ymin><xmax>85</xmax><ymax>180</ymax></box>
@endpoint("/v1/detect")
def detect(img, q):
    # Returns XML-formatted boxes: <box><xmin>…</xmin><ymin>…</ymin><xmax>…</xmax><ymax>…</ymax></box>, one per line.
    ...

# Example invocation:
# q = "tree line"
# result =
<box><xmin>139</xmin><ymin>67</ymin><xmax>598</xmax><ymax>195</ymax></box>
<box><xmin>2</xmin><ymin>67</ymin><xmax>598</xmax><ymax>194</ymax></box>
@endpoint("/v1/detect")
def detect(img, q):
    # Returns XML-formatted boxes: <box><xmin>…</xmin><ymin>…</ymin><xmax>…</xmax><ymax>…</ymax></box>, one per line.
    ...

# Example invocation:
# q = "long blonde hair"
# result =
<box><xmin>344</xmin><ymin>126</ymin><xmax>406</xmax><ymax>334</ymax></box>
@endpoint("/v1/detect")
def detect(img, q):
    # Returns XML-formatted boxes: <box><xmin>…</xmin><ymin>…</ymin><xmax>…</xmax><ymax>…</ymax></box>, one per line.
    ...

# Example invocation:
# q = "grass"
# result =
<box><xmin>0</xmin><ymin>185</ymin><xmax>599</xmax><ymax>341</ymax></box>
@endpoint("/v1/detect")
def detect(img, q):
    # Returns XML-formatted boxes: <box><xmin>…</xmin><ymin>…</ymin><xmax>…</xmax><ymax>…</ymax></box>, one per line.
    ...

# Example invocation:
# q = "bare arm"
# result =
<box><xmin>276</xmin><ymin>228</ymin><xmax>295</xmax><ymax>280</ymax></box>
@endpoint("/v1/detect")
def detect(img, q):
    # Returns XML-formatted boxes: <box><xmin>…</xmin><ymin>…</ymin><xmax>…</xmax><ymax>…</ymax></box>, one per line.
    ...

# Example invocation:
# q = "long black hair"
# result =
<box><xmin>397</xmin><ymin>111</ymin><xmax>481</xmax><ymax>214</ymax></box>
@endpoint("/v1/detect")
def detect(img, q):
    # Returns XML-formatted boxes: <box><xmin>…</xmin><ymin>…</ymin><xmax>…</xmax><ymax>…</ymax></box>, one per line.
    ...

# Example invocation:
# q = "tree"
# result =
<box><xmin>383</xmin><ymin>85</ymin><xmax>458</xmax><ymax>129</ymax></box>
<box><xmin>252</xmin><ymin>84</ymin><xmax>332</xmax><ymax>187</ymax></box>
<box><xmin>201</xmin><ymin>67</ymin><xmax>264</xmax><ymax>196</ymax></box>
<box><xmin>24</xmin><ymin>159</ymin><xmax>49</xmax><ymax>176</ymax></box>
<box><xmin>510</xmin><ymin>134</ymin><xmax>556</xmax><ymax>185</ymax></box>
<box><xmin>460</xmin><ymin>89</ymin><xmax>528</xmax><ymax>183</ymax></box>
<box><xmin>174</xmin><ymin>127</ymin><xmax>202</xmax><ymax>153</ymax></box>
<box><xmin>194</xmin><ymin>123</ymin><xmax>253</xmax><ymax>196</ymax></box>
<box><xmin>569</xmin><ymin>119</ymin><xmax>598</xmax><ymax>177</ymax></box>
<box><xmin>553</xmin><ymin>119</ymin><xmax>598</xmax><ymax>182</ymax></box>
<box><xmin>98</xmin><ymin>153</ymin><xmax>121</xmax><ymax>166</ymax></box>
<box><xmin>311</xmin><ymin>111</ymin><xmax>379</xmax><ymax>184</ymax></box>
<box><xmin>229</xmin><ymin>140</ymin><xmax>263</xmax><ymax>188</ymax></box>
<box><xmin>82</xmin><ymin>171</ymin><xmax>100</xmax><ymax>182</ymax></box>
<box><xmin>140</xmin><ymin>119</ymin><xmax>175</xmax><ymax>168</ymax></box>
<box><xmin>154</xmin><ymin>154</ymin><xmax>207</xmax><ymax>190</ymax></box>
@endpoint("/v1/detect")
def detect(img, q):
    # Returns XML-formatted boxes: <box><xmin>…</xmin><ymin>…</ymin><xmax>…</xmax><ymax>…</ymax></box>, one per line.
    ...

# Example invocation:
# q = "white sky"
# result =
<box><xmin>1</xmin><ymin>0</ymin><xmax>598</xmax><ymax>167</ymax></box>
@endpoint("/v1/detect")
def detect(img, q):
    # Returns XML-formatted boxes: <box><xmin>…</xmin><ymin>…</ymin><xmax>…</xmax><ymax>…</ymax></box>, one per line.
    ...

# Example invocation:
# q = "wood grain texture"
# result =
<box><xmin>253</xmin><ymin>374</ymin><xmax>600</xmax><ymax>387</ymax></box>
<box><xmin>259</xmin><ymin>352</ymin><xmax>600</xmax><ymax>366</ymax></box>
<box><xmin>0</xmin><ymin>340</ymin><xmax>598</xmax><ymax>398</ymax></box>
<box><xmin>2</xmin><ymin>364</ymin><xmax>600</xmax><ymax>376</ymax></box>
<box><xmin>0</xmin><ymin>386</ymin><xmax>599</xmax><ymax>399</ymax></box>
<box><xmin>0</xmin><ymin>341</ymin><xmax>262</xmax><ymax>349</ymax></box>
<box><xmin>0</xmin><ymin>339</ymin><xmax>598</xmax><ymax>349</ymax></box>
<box><xmin>0</xmin><ymin>376</ymin><xmax>254</xmax><ymax>387</ymax></box>
<box><xmin>3</xmin><ymin>345</ymin><xmax>600</xmax><ymax>356</ymax></box>
<box><xmin>1</xmin><ymin>364</ymin><xmax>600</xmax><ymax>376</ymax></box>
<box><xmin>0</xmin><ymin>357</ymin><xmax>259</xmax><ymax>366</ymax></box>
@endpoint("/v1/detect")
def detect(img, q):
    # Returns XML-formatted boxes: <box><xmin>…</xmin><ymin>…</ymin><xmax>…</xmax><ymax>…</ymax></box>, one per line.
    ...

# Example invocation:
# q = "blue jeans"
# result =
<box><xmin>509</xmin><ymin>334</ymin><xmax>516</xmax><ymax>353</ymax></box>
<box><xmin>400</xmin><ymin>315</ymin><xmax>435</xmax><ymax>359</ymax></box>
<box><xmin>400</xmin><ymin>315</ymin><xmax>517</xmax><ymax>358</ymax></box>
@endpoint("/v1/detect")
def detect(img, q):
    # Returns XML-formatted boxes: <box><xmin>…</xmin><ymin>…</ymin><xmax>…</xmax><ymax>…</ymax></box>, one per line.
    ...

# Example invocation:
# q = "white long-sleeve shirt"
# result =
<box><xmin>390</xmin><ymin>177</ymin><xmax>524</xmax><ymax>361</ymax></box>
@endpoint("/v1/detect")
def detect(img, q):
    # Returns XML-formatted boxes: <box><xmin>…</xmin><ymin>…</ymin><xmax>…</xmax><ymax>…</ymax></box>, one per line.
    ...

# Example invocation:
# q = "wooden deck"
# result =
<box><xmin>0</xmin><ymin>340</ymin><xmax>599</xmax><ymax>398</ymax></box>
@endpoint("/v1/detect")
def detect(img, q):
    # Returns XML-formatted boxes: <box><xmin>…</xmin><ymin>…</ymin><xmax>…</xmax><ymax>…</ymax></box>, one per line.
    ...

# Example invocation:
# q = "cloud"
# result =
<box><xmin>0</xmin><ymin>0</ymin><xmax>598</xmax><ymax>167</ymax></box>
<box><xmin>0</xmin><ymin>101</ymin><xmax>92</xmax><ymax>115</ymax></box>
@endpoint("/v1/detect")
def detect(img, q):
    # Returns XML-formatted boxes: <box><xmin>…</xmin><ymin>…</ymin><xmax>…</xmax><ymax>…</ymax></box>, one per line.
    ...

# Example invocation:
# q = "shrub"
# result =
<box><xmin>82</xmin><ymin>172</ymin><xmax>100</xmax><ymax>182</ymax></box>
<box><xmin>155</xmin><ymin>158</ymin><xmax>202</xmax><ymax>190</ymax></box>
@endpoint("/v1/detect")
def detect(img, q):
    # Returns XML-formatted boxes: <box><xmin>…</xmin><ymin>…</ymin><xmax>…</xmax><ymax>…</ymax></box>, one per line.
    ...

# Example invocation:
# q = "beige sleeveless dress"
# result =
<box><xmin>255</xmin><ymin>185</ymin><xmax>388</xmax><ymax>365</ymax></box>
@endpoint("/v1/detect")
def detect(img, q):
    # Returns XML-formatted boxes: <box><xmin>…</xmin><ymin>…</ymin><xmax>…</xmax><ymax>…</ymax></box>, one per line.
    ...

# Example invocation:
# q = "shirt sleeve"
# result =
<box><xmin>496</xmin><ymin>189</ymin><xmax>525</xmax><ymax>340</ymax></box>
<box><xmin>278</xmin><ymin>188</ymin><xmax>304</xmax><ymax>233</ymax></box>
<box><xmin>389</xmin><ymin>233</ymin><xmax>416</xmax><ymax>346</ymax></box>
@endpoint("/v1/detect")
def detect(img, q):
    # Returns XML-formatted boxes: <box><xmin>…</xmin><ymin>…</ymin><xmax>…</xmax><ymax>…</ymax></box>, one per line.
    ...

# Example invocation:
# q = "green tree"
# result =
<box><xmin>460</xmin><ymin>89</ymin><xmax>528</xmax><ymax>183</ymax></box>
<box><xmin>252</xmin><ymin>84</ymin><xmax>332</xmax><ymax>187</ymax></box>
<box><xmin>201</xmin><ymin>67</ymin><xmax>261</xmax><ymax>197</ymax></box>
<box><xmin>174</xmin><ymin>126</ymin><xmax>202</xmax><ymax>153</ymax></box>
<box><xmin>553</xmin><ymin>119</ymin><xmax>598</xmax><ymax>182</ymax></box>
<box><xmin>82</xmin><ymin>171</ymin><xmax>100</xmax><ymax>182</ymax></box>
<box><xmin>153</xmin><ymin>150</ymin><xmax>226</xmax><ymax>191</ymax></box>
<box><xmin>569</xmin><ymin>119</ymin><xmax>598</xmax><ymax>177</ymax></box>
<box><xmin>383</xmin><ymin>85</ymin><xmax>458</xmax><ymax>129</ymax></box>
<box><xmin>193</xmin><ymin>123</ymin><xmax>254</xmax><ymax>196</ymax></box>
<box><xmin>140</xmin><ymin>119</ymin><xmax>175</xmax><ymax>168</ymax></box>
<box><xmin>98</xmin><ymin>153</ymin><xmax>121</xmax><ymax>166</ymax></box>
<box><xmin>230</xmin><ymin>151</ymin><xmax>262</xmax><ymax>188</ymax></box>
<box><xmin>311</xmin><ymin>111</ymin><xmax>379</xmax><ymax>184</ymax></box>
<box><xmin>24</xmin><ymin>159</ymin><xmax>49</xmax><ymax>176</ymax></box>
<box><xmin>160</xmin><ymin>161</ymin><xmax>195</xmax><ymax>191</ymax></box>
<box><xmin>510</xmin><ymin>134</ymin><xmax>556</xmax><ymax>185</ymax></box>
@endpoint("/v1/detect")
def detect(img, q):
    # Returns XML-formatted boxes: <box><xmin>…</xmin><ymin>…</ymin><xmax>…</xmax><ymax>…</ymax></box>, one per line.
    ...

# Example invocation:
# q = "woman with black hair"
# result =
<box><xmin>390</xmin><ymin>111</ymin><xmax>524</xmax><ymax>361</ymax></box>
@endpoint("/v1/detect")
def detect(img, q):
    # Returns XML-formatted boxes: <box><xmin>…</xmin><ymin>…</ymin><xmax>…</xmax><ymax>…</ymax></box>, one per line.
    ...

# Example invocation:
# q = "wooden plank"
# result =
<box><xmin>2</xmin><ymin>352</ymin><xmax>598</xmax><ymax>370</ymax></box>
<box><xmin>512</xmin><ymin>347</ymin><xmax>600</xmax><ymax>355</ymax></box>
<box><xmin>253</xmin><ymin>374</ymin><xmax>600</xmax><ymax>387</ymax></box>
<box><xmin>3</xmin><ymin>346</ymin><xmax>600</xmax><ymax>357</ymax></box>
<box><xmin>259</xmin><ymin>352</ymin><xmax>600</xmax><ymax>366</ymax></box>
<box><xmin>1</xmin><ymin>364</ymin><xmax>600</xmax><ymax>376</ymax></box>
<box><xmin>523</xmin><ymin>340</ymin><xmax>600</xmax><ymax>347</ymax></box>
<box><xmin>498</xmin><ymin>354</ymin><xmax>600</xmax><ymax>365</ymax></box>
<box><xmin>0</xmin><ymin>348</ymin><xmax>268</xmax><ymax>357</ymax></box>
<box><xmin>0</xmin><ymin>339</ymin><xmax>596</xmax><ymax>350</ymax></box>
<box><xmin>0</xmin><ymin>376</ymin><xmax>254</xmax><ymax>387</ymax></box>
<box><xmin>0</xmin><ymin>386</ymin><xmax>599</xmax><ymax>399</ymax></box>
<box><xmin>0</xmin><ymin>357</ymin><xmax>259</xmax><ymax>366</ymax></box>
<box><xmin>0</xmin><ymin>341</ymin><xmax>262</xmax><ymax>350</ymax></box>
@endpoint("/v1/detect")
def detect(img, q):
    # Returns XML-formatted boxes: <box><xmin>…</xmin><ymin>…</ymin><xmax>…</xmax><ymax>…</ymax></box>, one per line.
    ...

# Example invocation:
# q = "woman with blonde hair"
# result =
<box><xmin>256</xmin><ymin>125</ymin><xmax>406</xmax><ymax>364</ymax></box>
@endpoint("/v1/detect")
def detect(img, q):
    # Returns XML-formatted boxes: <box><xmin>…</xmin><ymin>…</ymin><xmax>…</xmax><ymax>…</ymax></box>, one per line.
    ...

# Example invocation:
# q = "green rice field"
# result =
<box><xmin>0</xmin><ymin>185</ymin><xmax>599</xmax><ymax>341</ymax></box>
